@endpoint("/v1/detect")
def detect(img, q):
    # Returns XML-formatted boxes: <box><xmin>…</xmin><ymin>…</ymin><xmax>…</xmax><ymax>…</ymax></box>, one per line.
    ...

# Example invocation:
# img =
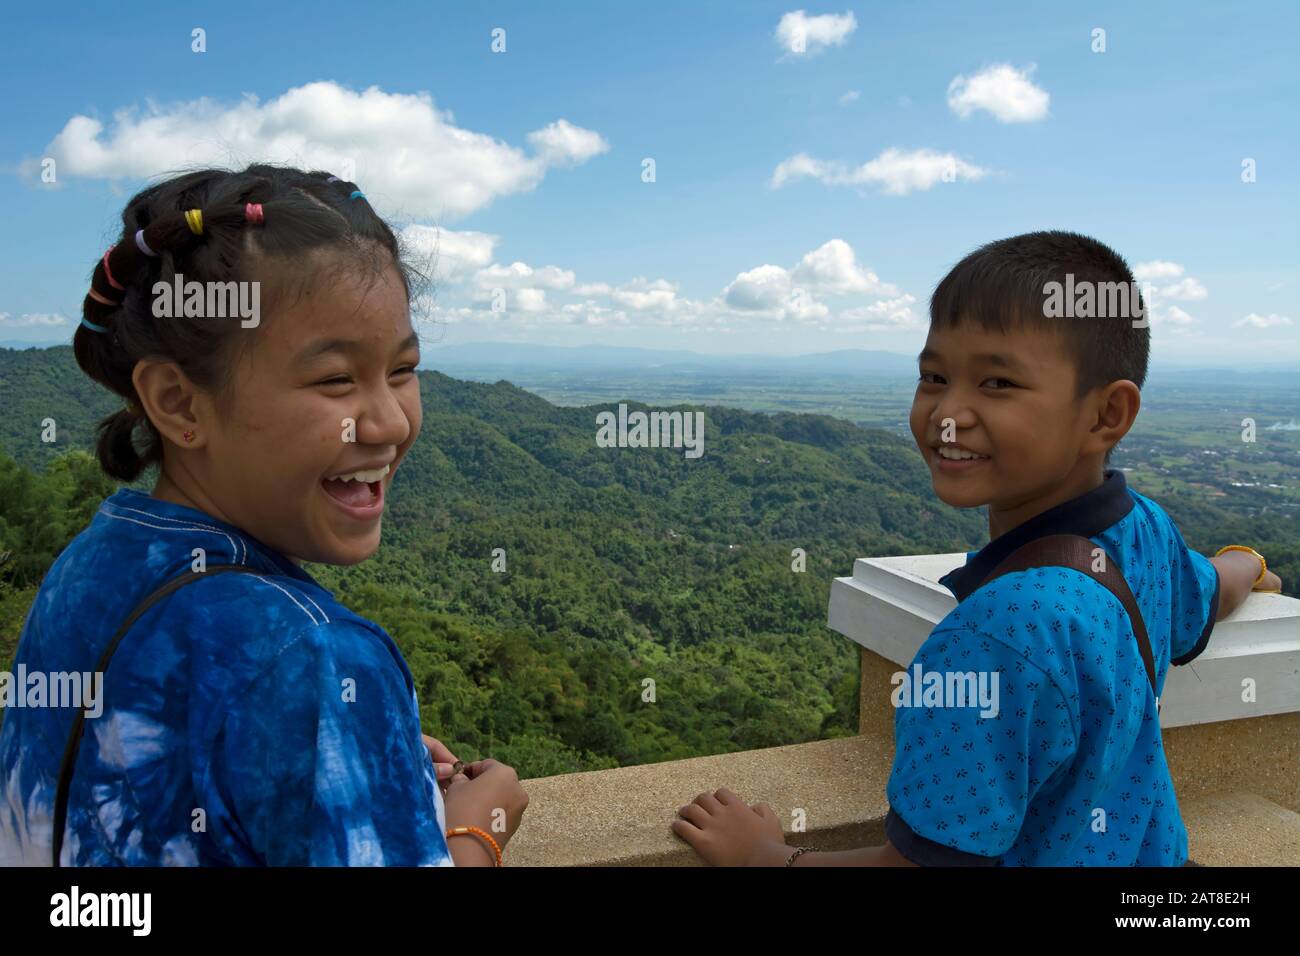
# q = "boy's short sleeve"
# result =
<box><xmin>206</xmin><ymin>620</ymin><xmax>452</xmax><ymax>866</ymax></box>
<box><xmin>1168</xmin><ymin>534</ymin><xmax>1220</xmax><ymax>666</ymax></box>
<box><xmin>885</xmin><ymin>623</ymin><xmax>1078</xmax><ymax>865</ymax></box>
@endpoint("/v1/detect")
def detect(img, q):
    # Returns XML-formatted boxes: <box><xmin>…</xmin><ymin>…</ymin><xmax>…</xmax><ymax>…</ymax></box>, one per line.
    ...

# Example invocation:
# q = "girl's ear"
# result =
<box><xmin>132</xmin><ymin>357</ymin><xmax>208</xmax><ymax>449</ymax></box>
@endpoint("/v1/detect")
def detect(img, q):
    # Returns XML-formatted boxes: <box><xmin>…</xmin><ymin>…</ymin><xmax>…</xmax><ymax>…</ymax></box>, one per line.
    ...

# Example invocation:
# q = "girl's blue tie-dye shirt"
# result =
<box><xmin>0</xmin><ymin>488</ymin><xmax>453</xmax><ymax>866</ymax></box>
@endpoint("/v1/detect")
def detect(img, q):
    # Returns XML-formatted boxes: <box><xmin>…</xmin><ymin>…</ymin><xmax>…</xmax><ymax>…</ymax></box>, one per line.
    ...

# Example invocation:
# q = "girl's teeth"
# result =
<box><xmin>328</xmin><ymin>464</ymin><xmax>391</xmax><ymax>483</ymax></box>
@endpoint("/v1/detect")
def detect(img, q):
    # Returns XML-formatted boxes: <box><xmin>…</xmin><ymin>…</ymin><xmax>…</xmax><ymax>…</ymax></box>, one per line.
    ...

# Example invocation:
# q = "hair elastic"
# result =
<box><xmin>80</xmin><ymin>315</ymin><xmax>109</xmax><ymax>333</ymax></box>
<box><xmin>184</xmin><ymin>209</ymin><xmax>204</xmax><ymax>235</ymax></box>
<box><xmin>134</xmin><ymin>229</ymin><xmax>158</xmax><ymax>257</ymax></box>
<box><xmin>86</xmin><ymin>287</ymin><xmax>118</xmax><ymax>307</ymax></box>
<box><xmin>101</xmin><ymin>247</ymin><xmax>126</xmax><ymax>291</ymax></box>
<box><xmin>349</xmin><ymin>190</ymin><xmax>365</xmax><ymax>201</ymax></box>
<box><xmin>245</xmin><ymin>202</ymin><xmax>264</xmax><ymax>224</ymax></box>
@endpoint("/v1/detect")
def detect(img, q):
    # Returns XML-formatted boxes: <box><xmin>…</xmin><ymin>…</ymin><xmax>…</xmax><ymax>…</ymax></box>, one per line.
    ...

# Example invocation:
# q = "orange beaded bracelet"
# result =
<box><xmin>446</xmin><ymin>825</ymin><xmax>502</xmax><ymax>866</ymax></box>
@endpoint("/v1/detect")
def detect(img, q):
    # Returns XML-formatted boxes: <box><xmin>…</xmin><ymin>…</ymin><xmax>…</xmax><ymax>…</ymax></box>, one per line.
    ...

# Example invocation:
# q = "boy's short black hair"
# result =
<box><xmin>929</xmin><ymin>230</ymin><xmax>1150</xmax><ymax>466</ymax></box>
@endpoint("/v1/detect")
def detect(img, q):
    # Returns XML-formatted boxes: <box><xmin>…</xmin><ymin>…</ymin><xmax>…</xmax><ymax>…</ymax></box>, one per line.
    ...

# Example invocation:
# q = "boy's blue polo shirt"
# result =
<box><xmin>0</xmin><ymin>488</ymin><xmax>453</xmax><ymax>866</ymax></box>
<box><xmin>885</xmin><ymin>469</ymin><xmax>1220</xmax><ymax>866</ymax></box>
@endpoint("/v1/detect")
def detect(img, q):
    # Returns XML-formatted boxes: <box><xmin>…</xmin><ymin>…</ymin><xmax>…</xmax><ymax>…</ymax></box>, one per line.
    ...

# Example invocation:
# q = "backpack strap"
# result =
<box><xmin>975</xmin><ymin>534</ymin><xmax>1157</xmax><ymax>702</ymax></box>
<box><xmin>51</xmin><ymin>563</ymin><xmax>262</xmax><ymax>867</ymax></box>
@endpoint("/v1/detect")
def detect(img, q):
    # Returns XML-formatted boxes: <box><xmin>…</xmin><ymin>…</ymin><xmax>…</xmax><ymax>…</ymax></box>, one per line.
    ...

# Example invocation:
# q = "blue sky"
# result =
<box><xmin>2</xmin><ymin>0</ymin><xmax>1297</xmax><ymax>365</ymax></box>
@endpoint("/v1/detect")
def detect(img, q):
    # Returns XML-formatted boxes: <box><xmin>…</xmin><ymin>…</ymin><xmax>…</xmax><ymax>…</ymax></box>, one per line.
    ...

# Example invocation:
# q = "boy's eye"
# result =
<box><xmin>982</xmin><ymin>378</ymin><xmax>1017</xmax><ymax>389</ymax></box>
<box><xmin>391</xmin><ymin>365</ymin><xmax>417</xmax><ymax>377</ymax></box>
<box><xmin>318</xmin><ymin>375</ymin><xmax>351</xmax><ymax>386</ymax></box>
<box><xmin>918</xmin><ymin>372</ymin><xmax>943</xmax><ymax>385</ymax></box>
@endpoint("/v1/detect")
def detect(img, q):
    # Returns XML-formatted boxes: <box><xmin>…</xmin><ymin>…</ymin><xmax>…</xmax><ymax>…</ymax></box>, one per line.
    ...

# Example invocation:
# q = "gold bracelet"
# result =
<box><xmin>1214</xmin><ymin>545</ymin><xmax>1267</xmax><ymax>588</ymax></box>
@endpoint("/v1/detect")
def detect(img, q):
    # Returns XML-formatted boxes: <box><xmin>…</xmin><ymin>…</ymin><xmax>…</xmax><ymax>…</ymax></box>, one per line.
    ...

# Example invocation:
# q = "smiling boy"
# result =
<box><xmin>673</xmin><ymin>231</ymin><xmax>1281</xmax><ymax>867</ymax></box>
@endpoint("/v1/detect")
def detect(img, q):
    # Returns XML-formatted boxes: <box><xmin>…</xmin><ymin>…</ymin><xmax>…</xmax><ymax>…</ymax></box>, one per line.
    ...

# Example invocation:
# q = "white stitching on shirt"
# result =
<box><xmin>101</xmin><ymin>512</ymin><xmax>325</xmax><ymax>625</ymax></box>
<box><xmin>102</xmin><ymin>505</ymin><xmax>245</xmax><ymax>565</ymax></box>
<box><xmin>298</xmin><ymin>591</ymin><xmax>331</xmax><ymax>623</ymax></box>
<box><xmin>108</xmin><ymin>502</ymin><xmax>247</xmax><ymax>564</ymax></box>
<box><xmin>247</xmin><ymin>575</ymin><xmax>327</xmax><ymax>625</ymax></box>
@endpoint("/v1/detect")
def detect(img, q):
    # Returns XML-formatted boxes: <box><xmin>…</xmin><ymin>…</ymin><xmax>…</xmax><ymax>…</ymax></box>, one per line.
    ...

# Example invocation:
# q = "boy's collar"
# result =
<box><xmin>939</xmin><ymin>468</ymin><xmax>1134</xmax><ymax>603</ymax></box>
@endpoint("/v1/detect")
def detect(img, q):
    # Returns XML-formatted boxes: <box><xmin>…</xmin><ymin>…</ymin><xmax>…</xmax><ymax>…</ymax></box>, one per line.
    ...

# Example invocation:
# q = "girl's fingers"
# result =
<box><xmin>422</xmin><ymin>734</ymin><xmax>459</xmax><ymax>765</ymax></box>
<box><xmin>713</xmin><ymin>787</ymin><xmax>743</xmax><ymax>806</ymax></box>
<box><xmin>460</xmin><ymin>759</ymin><xmax>500</xmax><ymax>780</ymax></box>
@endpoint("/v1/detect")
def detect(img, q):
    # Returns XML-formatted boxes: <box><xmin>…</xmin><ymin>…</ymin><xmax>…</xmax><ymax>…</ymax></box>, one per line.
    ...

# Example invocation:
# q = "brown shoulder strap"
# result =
<box><xmin>977</xmin><ymin>534</ymin><xmax>1157</xmax><ymax>700</ymax></box>
<box><xmin>52</xmin><ymin>563</ymin><xmax>261</xmax><ymax>867</ymax></box>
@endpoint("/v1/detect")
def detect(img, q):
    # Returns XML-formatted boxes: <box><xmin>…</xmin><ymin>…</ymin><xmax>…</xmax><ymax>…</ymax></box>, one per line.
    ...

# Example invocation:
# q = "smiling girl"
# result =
<box><xmin>0</xmin><ymin>164</ymin><xmax>528</xmax><ymax>866</ymax></box>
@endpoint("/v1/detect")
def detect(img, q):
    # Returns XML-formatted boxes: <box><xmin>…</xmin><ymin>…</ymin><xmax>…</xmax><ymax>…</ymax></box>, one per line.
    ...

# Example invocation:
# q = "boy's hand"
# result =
<box><xmin>1255</xmin><ymin>569</ymin><xmax>1283</xmax><ymax>592</ymax></box>
<box><xmin>672</xmin><ymin>787</ymin><xmax>790</xmax><ymax>866</ymax></box>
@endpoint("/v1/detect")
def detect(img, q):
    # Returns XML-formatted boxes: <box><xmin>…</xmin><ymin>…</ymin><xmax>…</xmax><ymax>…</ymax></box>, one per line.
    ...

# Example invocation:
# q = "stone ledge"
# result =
<box><xmin>504</xmin><ymin>727</ymin><xmax>1295</xmax><ymax>866</ymax></box>
<box><xmin>1181</xmin><ymin>792</ymin><xmax>1300</xmax><ymax>867</ymax></box>
<box><xmin>505</xmin><ymin>735</ymin><xmax>890</xmax><ymax>866</ymax></box>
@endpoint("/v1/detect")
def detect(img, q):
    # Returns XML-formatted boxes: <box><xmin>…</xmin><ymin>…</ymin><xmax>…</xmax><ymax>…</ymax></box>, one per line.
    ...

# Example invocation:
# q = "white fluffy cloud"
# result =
<box><xmin>1130</xmin><ymin>260</ymin><xmax>1211</xmax><ymax>330</ymax></box>
<box><xmin>776</xmin><ymin>10</ymin><xmax>857</xmax><ymax>56</ymax></box>
<box><xmin>772</xmin><ymin>148</ymin><xmax>988</xmax><ymax>196</ymax></box>
<box><xmin>33</xmin><ymin>81</ymin><xmax>608</xmax><ymax>221</ymax></box>
<box><xmin>1158</xmin><ymin>277</ymin><xmax>1208</xmax><ymax>301</ymax></box>
<box><xmin>474</xmin><ymin>262</ymin><xmax>576</xmax><ymax>291</ymax></box>
<box><xmin>526</xmin><ymin>119</ymin><xmax>610</xmax><ymax>167</ymax></box>
<box><xmin>947</xmin><ymin>64</ymin><xmax>1050</xmax><ymax>123</ymax></box>
<box><xmin>791</xmin><ymin>239</ymin><xmax>897</xmax><ymax>296</ymax></box>
<box><xmin>0</xmin><ymin>312</ymin><xmax>69</xmax><ymax>328</ymax></box>
<box><xmin>1133</xmin><ymin>261</ymin><xmax>1208</xmax><ymax>303</ymax></box>
<box><xmin>724</xmin><ymin>264</ymin><xmax>796</xmax><ymax>312</ymax></box>
<box><xmin>610</xmin><ymin>277</ymin><xmax>681</xmax><ymax>313</ymax></box>
<box><xmin>1234</xmin><ymin>312</ymin><xmax>1294</xmax><ymax>328</ymax></box>
<box><xmin>424</xmin><ymin>238</ymin><xmax>906</xmax><ymax>335</ymax></box>
<box><xmin>721</xmin><ymin>240</ymin><xmax>907</xmax><ymax>325</ymax></box>
<box><xmin>1133</xmin><ymin>261</ymin><xmax>1184</xmax><ymax>281</ymax></box>
<box><xmin>400</xmin><ymin>226</ymin><xmax>498</xmax><ymax>283</ymax></box>
<box><xmin>1156</xmin><ymin>305</ymin><xmax>1196</xmax><ymax>327</ymax></box>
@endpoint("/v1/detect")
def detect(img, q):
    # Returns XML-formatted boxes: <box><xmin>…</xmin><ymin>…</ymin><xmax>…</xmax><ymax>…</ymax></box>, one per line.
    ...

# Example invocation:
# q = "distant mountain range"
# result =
<box><xmin>419</xmin><ymin>342</ymin><xmax>1300</xmax><ymax>384</ymax></box>
<box><xmin>4</xmin><ymin>339</ymin><xmax>1296</xmax><ymax>383</ymax></box>
<box><xmin>420</xmin><ymin>342</ymin><xmax>919</xmax><ymax>375</ymax></box>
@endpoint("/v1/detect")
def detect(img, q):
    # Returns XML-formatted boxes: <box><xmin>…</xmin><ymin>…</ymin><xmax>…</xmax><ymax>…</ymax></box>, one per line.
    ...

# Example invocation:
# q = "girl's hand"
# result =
<box><xmin>441</xmin><ymin>759</ymin><xmax>530</xmax><ymax>861</ymax></box>
<box><xmin>671</xmin><ymin>787</ymin><xmax>790</xmax><ymax>866</ymax></box>
<box><xmin>422</xmin><ymin>734</ymin><xmax>468</xmax><ymax>791</ymax></box>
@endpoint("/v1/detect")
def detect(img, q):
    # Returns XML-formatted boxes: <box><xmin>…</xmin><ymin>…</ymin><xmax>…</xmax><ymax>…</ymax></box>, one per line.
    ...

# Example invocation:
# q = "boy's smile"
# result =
<box><xmin>909</xmin><ymin>319</ymin><xmax>1126</xmax><ymax>538</ymax></box>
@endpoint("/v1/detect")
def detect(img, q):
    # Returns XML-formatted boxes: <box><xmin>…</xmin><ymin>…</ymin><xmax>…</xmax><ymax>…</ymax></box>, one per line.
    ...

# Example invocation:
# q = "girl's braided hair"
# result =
<box><xmin>73</xmin><ymin>163</ymin><xmax>422</xmax><ymax>482</ymax></box>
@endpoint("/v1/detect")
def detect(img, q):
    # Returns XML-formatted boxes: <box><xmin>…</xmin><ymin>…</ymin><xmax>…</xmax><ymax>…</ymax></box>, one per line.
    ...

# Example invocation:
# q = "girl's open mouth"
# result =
<box><xmin>321</xmin><ymin>464</ymin><xmax>390</xmax><ymax>520</ymax></box>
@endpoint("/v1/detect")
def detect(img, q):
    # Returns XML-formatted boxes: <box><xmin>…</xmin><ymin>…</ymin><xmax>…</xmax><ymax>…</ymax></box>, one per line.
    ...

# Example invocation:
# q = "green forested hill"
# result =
<box><xmin>1</xmin><ymin>346</ymin><xmax>1294</xmax><ymax>778</ymax></box>
<box><xmin>0</xmin><ymin>347</ymin><xmax>982</xmax><ymax>775</ymax></box>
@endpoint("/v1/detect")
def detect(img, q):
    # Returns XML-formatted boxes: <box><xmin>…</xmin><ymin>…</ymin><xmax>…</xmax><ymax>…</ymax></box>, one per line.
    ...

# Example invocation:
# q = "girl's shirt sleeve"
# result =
<box><xmin>885</xmin><ymin>621</ymin><xmax>1079</xmax><ymax>864</ymax></box>
<box><xmin>205</xmin><ymin>619</ymin><xmax>452</xmax><ymax>866</ymax></box>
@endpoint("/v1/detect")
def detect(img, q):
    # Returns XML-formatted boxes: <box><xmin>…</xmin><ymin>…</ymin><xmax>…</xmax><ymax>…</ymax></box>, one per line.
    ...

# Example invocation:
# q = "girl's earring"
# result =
<box><xmin>182</xmin><ymin>429</ymin><xmax>196</xmax><ymax>443</ymax></box>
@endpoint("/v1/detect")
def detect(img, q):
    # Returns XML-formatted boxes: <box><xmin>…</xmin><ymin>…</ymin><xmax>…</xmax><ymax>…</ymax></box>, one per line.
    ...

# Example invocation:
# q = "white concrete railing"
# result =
<box><xmin>828</xmin><ymin>552</ymin><xmax>1300</xmax><ymax>729</ymax></box>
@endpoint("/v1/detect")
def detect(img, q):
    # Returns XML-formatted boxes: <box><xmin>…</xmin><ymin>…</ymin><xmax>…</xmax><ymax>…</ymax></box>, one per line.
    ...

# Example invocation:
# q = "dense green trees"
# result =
<box><xmin>2</xmin><ymin>346</ymin><xmax>1294</xmax><ymax>778</ymax></box>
